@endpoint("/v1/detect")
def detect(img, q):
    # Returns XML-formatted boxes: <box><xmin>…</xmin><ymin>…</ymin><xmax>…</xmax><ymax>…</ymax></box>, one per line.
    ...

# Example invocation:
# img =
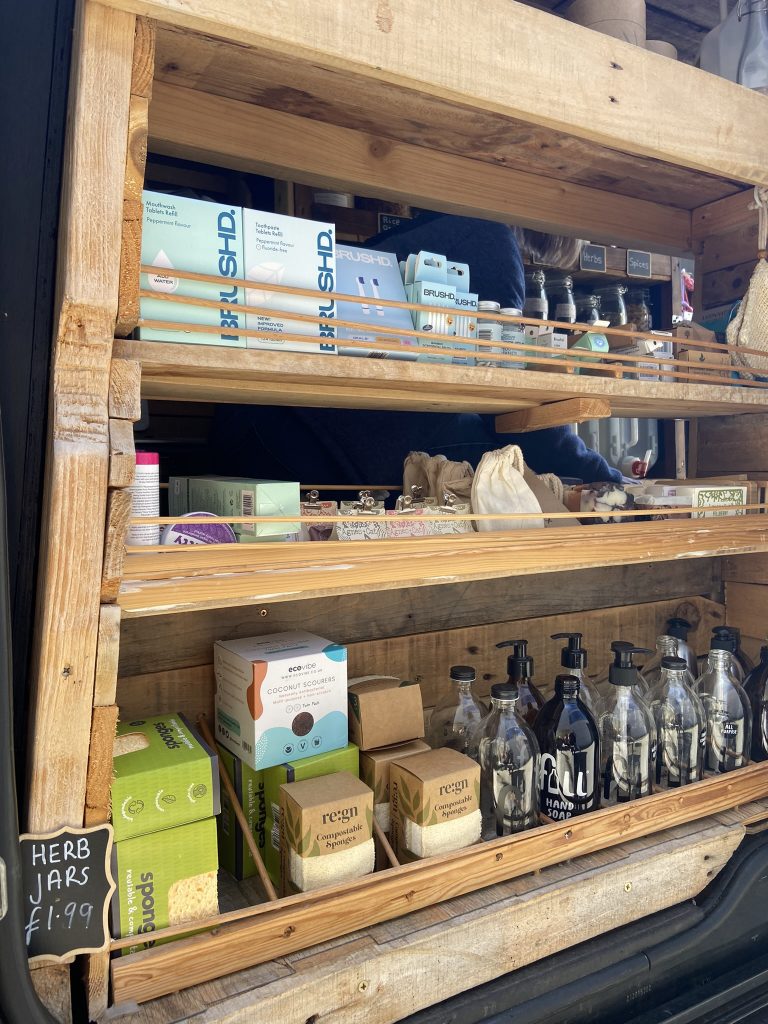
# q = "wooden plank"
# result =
<box><xmin>108</xmin><ymin>417</ymin><xmax>136</xmax><ymax>488</ymax></box>
<box><xmin>117</xmin><ymin>664</ymin><xmax>214</xmax><ymax>721</ymax></box>
<box><xmin>94</xmin><ymin>603</ymin><xmax>122</xmax><ymax>705</ymax></box>
<box><xmin>726</xmin><ymin>582</ymin><xmax>768</xmax><ymax>640</ymax></box>
<box><xmin>114</xmin><ymin>340</ymin><xmax>768</xmax><ymax>419</ymax></box>
<box><xmin>109</xmin><ymin>357</ymin><xmax>142</xmax><ymax>420</ymax></box>
<box><xmin>109</xmin><ymin>759</ymin><xmax>768</xmax><ymax>1004</ymax></box>
<box><xmin>724</xmin><ymin>554</ymin><xmax>768</xmax><ymax>585</ymax></box>
<box><xmin>85</xmin><ymin>952</ymin><xmax>111</xmax><ymax>1024</ymax></box>
<box><xmin>30</xmin><ymin>964</ymin><xmax>72</xmax><ymax>1024</ymax></box>
<box><xmin>116</xmin><ymin>88</ymin><xmax>149</xmax><ymax>335</ymax></box>
<box><xmin>84</xmin><ymin>704</ymin><xmax>118</xmax><ymax>827</ymax></box>
<box><xmin>128</xmin><ymin>825</ymin><xmax>740</xmax><ymax>1024</ymax></box>
<box><xmin>101</xmin><ymin>488</ymin><xmax>132</xmax><ymax>603</ymax></box>
<box><xmin>131</xmin><ymin>15</ymin><xmax>156</xmax><ymax>99</ymax></box>
<box><xmin>496</xmin><ymin>397</ymin><xmax>611</xmax><ymax>434</ymax></box>
<box><xmin>693</xmin><ymin>189</ymin><xmax>756</xmax><ymax>243</ymax></box>
<box><xmin>117</xmin><ymin>559</ymin><xmax>721</xmax><ymax>677</ymax></box>
<box><xmin>98</xmin><ymin>0</ymin><xmax>768</xmax><ymax>189</ymax></box>
<box><xmin>701</xmin><ymin>259</ymin><xmax>754</xmax><ymax>311</ymax></box>
<box><xmin>148</xmin><ymin>81</ymin><xmax>691</xmax><ymax>252</ymax></box>
<box><xmin>696</xmin><ymin>414</ymin><xmax>768</xmax><ymax>475</ymax></box>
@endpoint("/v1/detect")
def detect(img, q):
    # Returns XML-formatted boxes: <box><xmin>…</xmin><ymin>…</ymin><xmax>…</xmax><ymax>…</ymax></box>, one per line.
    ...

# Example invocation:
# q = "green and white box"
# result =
<box><xmin>217</xmin><ymin>747</ymin><xmax>267</xmax><ymax>881</ymax></box>
<box><xmin>214</xmin><ymin>631</ymin><xmax>348</xmax><ymax>771</ymax></box>
<box><xmin>243</xmin><ymin>209</ymin><xmax>337</xmax><ymax>354</ymax></box>
<box><xmin>186</xmin><ymin>477</ymin><xmax>300</xmax><ymax>538</ymax></box>
<box><xmin>263</xmin><ymin>742</ymin><xmax>359</xmax><ymax>823</ymax></box>
<box><xmin>111</xmin><ymin>817</ymin><xmax>219</xmax><ymax>955</ymax></box>
<box><xmin>111</xmin><ymin>713</ymin><xmax>220</xmax><ymax>842</ymax></box>
<box><xmin>139</xmin><ymin>191</ymin><xmax>245</xmax><ymax>347</ymax></box>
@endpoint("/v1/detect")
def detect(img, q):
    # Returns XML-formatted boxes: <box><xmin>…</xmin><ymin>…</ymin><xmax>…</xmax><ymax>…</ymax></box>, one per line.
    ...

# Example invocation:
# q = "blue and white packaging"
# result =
<box><xmin>335</xmin><ymin>245</ymin><xmax>417</xmax><ymax>359</ymax></box>
<box><xmin>242</xmin><ymin>210</ymin><xmax>337</xmax><ymax>355</ymax></box>
<box><xmin>139</xmin><ymin>191</ymin><xmax>245</xmax><ymax>347</ymax></box>
<box><xmin>408</xmin><ymin>251</ymin><xmax>476</xmax><ymax>365</ymax></box>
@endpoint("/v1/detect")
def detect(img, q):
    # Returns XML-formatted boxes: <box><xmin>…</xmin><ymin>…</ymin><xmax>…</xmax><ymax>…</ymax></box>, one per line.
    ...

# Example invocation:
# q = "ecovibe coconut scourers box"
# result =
<box><xmin>214</xmin><ymin>631</ymin><xmax>348</xmax><ymax>771</ymax></box>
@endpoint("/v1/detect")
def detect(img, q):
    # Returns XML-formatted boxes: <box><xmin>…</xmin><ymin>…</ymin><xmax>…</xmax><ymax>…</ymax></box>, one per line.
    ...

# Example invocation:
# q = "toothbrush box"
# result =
<box><xmin>335</xmin><ymin>244</ymin><xmax>416</xmax><ymax>360</ymax></box>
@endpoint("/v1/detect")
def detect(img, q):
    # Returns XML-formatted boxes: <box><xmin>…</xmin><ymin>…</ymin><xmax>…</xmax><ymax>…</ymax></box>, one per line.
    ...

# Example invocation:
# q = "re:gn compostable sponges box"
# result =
<box><xmin>214</xmin><ymin>632</ymin><xmax>348</xmax><ymax>771</ymax></box>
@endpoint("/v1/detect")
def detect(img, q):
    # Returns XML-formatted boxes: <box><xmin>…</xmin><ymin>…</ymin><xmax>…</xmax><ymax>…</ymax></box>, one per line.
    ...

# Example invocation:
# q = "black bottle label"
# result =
<box><xmin>539</xmin><ymin>749</ymin><xmax>597</xmax><ymax>820</ymax></box>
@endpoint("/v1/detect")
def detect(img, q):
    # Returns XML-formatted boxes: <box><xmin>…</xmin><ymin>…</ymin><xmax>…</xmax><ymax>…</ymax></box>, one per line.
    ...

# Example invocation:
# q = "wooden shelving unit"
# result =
<box><xmin>27</xmin><ymin>2</ymin><xmax>768</xmax><ymax>1021</ymax></box>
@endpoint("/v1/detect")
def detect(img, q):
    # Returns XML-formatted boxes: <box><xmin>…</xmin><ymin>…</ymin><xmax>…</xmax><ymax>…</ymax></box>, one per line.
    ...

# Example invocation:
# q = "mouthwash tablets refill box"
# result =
<box><xmin>139</xmin><ymin>191</ymin><xmax>245</xmax><ymax>346</ymax></box>
<box><xmin>335</xmin><ymin>244</ymin><xmax>417</xmax><ymax>359</ymax></box>
<box><xmin>242</xmin><ymin>209</ymin><xmax>337</xmax><ymax>354</ymax></box>
<box><xmin>214</xmin><ymin>631</ymin><xmax>348</xmax><ymax>771</ymax></box>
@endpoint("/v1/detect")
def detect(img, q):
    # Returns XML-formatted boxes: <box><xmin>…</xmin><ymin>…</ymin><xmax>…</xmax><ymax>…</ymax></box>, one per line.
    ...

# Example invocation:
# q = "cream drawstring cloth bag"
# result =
<box><xmin>471</xmin><ymin>445</ymin><xmax>544</xmax><ymax>531</ymax></box>
<box><xmin>727</xmin><ymin>187</ymin><xmax>768</xmax><ymax>379</ymax></box>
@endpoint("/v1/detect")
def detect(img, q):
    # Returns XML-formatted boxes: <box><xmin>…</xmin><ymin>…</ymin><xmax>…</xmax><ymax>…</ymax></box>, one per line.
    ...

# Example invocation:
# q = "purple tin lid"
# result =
<box><xmin>161</xmin><ymin>512</ymin><xmax>237</xmax><ymax>546</ymax></box>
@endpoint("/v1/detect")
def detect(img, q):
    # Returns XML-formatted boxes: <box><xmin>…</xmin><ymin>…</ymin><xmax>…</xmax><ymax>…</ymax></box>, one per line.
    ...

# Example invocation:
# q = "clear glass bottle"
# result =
<box><xmin>476</xmin><ymin>682</ymin><xmax>540</xmax><ymax>838</ymax></box>
<box><xmin>595</xmin><ymin>283</ymin><xmax>628</xmax><ymax>327</ymax></box>
<box><xmin>427</xmin><ymin>665</ymin><xmax>488</xmax><ymax>757</ymax></box>
<box><xmin>626</xmin><ymin>288</ymin><xmax>652</xmax><ymax>332</ymax></box>
<box><xmin>642</xmin><ymin>635</ymin><xmax>695</xmax><ymax>692</ymax></box>
<box><xmin>534</xmin><ymin>675</ymin><xmax>600</xmax><ymax>820</ymax></box>
<box><xmin>648</xmin><ymin>656</ymin><xmax>706</xmax><ymax>788</ymax></box>
<box><xmin>665</xmin><ymin>616</ymin><xmax>699</xmax><ymax>679</ymax></box>
<box><xmin>523</xmin><ymin>270</ymin><xmax>548</xmax><ymax>321</ymax></box>
<box><xmin>548</xmin><ymin>275</ymin><xmax>576</xmax><ymax>324</ymax></box>
<box><xmin>499</xmin><ymin>307</ymin><xmax>526</xmax><ymax>370</ymax></box>
<box><xmin>575</xmin><ymin>292</ymin><xmax>602</xmax><ymax>326</ymax></box>
<box><xmin>476</xmin><ymin>300</ymin><xmax>502</xmax><ymax>369</ymax></box>
<box><xmin>495</xmin><ymin>640</ymin><xmax>545</xmax><ymax>728</ymax></box>
<box><xmin>599</xmin><ymin>643</ymin><xmax>656</xmax><ymax>804</ymax></box>
<box><xmin>695</xmin><ymin>649</ymin><xmax>751</xmax><ymax>773</ymax></box>
<box><xmin>707</xmin><ymin>626</ymin><xmax>747</xmax><ymax>682</ymax></box>
<box><xmin>743</xmin><ymin>645</ymin><xmax>768</xmax><ymax>763</ymax></box>
<box><xmin>593</xmin><ymin>639</ymin><xmax>650</xmax><ymax>701</ymax></box>
<box><xmin>550</xmin><ymin>631</ymin><xmax>602</xmax><ymax>718</ymax></box>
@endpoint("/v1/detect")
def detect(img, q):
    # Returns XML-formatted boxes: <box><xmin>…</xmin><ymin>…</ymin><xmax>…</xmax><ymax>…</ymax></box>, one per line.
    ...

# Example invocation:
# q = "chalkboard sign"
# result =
<box><xmin>580</xmin><ymin>244</ymin><xmax>607</xmax><ymax>273</ymax></box>
<box><xmin>378</xmin><ymin>213</ymin><xmax>408</xmax><ymax>233</ymax></box>
<box><xmin>19</xmin><ymin>824</ymin><xmax>115</xmax><ymax>962</ymax></box>
<box><xmin>627</xmin><ymin>249</ymin><xmax>652</xmax><ymax>278</ymax></box>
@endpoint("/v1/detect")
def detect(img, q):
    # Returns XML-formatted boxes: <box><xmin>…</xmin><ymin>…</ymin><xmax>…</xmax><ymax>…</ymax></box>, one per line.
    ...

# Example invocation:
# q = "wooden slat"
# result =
<box><xmin>114</xmin><ymin>340</ymin><xmax>768</xmax><ymax>419</ymax></box>
<box><xmin>726</xmin><ymin>582</ymin><xmax>768</xmax><ymax>640</ymax></box>
<box><xmin>495</xmin><ymin>397</ymin><xmax>611</xmax><ymax>434</ymax></box>
<box><xmin>122</xmin><ymin>824</ymin><xmax>740</xmax><ymax>1024</ymax></box>
<box><xmin>724</xmin><ymin>554</ymin><xmax>768</xmax><ymax>585</ymax></box>
<box><xmin>108</xmin><ymin>417</ymin><xmax>136</xmax><ymax>489</ymax></box>
<box><xmin>98</xmin><ymin>0</ymin><xmax>768</xmax><ymax>190</ymax></box>
<box><xmin>695</xmin><ymin>414</ymin><xmax>768</xmax><ymax>475</ymax></box>
<box><xmin>131</xmin><ymin>15</ymin><xmax>156</xmax><ymax>98</ymax></box>
<box><xmin>701</xmin><ymin>259</ymin><xmax>754</xmax><ymax>311</ymax></box>
<box><xmin>31</xmin><ymin>965</ymin><xmax>72</xmax><ymax>1024</ymax></box>
<box><xmin>110</xmin><ymin>762</ymin><xmax>768</xmax><ymax>1004</ymax></box>
<box><xmin>94</xmin><ymin>603</ymin><xmax>122</xmax><ymax>705</ymax></box>
<box><xmin>109</xmin><ymin>357</ymin><xmax>142</xmax><ymax>421</ymax></box>
<box><xmin>116</xmin><ymin>86</ymin><xmax>150</xmax><ymax>335</ymax></box>
<box><xmin>84</xmin><ymin>704</ymin><xmax>119</xmax><ymax>827</ymax></box>
<box><xmin>148</xmin><ymin>81</ymin><xmax>691</xmax><ymax>252</ymax></box>
<box><xmin>101</xmin><ymin>487</ymin><xmax>132</xmax><ymax>603</ymax></box>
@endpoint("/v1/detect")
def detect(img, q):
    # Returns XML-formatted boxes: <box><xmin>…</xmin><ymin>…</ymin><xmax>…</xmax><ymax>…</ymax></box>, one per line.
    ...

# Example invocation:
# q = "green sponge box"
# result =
<box><xmin>111</xmin><ymin>713</ymin><xmax>220</xmax><ymax>842</ymax></box>
<box><xmin>264</xmin><ymin>742</ymin><xmax>359</xmax><ymax>822</ymax></box>
<box><xmin>217</xmin><ymin>747</ymin><xmax>268</xmax><ymax>881</ymax></box>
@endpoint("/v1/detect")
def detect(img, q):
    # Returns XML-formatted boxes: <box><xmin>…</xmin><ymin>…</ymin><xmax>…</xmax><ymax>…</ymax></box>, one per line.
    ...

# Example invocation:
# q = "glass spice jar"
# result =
<box><xmin>547</xmin><ymin>274</ymin><xmax>577</xmax><ymax>324</ymax></box>
<box><xmin>575</xmin><ymin>292</ymin><xmax>602</xmax><ymax>326</ymax></box>
<box><xmin>523</xmin><ymin>270</ymin><xmax>548</xmax><ymax>320</ymax></box>
<box><xmin>595</xmin><ymin>283</ymin><xmax>628</xmax><ymax>327</ymax></box>
<box><xmin>626</xmin><ymin>288</ymin><xmax>652</xmax><ymax>332</ymax></box>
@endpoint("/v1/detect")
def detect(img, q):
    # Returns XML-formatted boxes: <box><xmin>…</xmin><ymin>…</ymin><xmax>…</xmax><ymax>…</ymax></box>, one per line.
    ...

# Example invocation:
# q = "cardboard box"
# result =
<box><xmin>264</xmin><ymin>815</ymin><xmax>281</xmax><ymax>885</ymax></box>
<box><xmin>389</xmin><ymin>748</ymin><xmax>481</xmax><ymax>862</ymax></box>
<box><xmin>677</xmin><ymin>348</ymin><xmax>731</xmax><ymax>379</ymax></box>
<box><xmin>111</xmin><ymin>713</ymin><xmax>220</xmax><ymax>842</ymax></box>
<box><xmin>335</xmin><ymin>245</ymin><xmax>417</xmax><ymax>359</ymax></box>
<box><xmin>359</xmin><ymin>740</ymin><xmax>431</xmax><ymax>830</ymax></box>
<box><xmin>646</xmin><ymin>482</ymin><xmax>747</xmax><ymax>519</ymax></box>
<box><xmin>111</xmin><ymin>817</ymin><xmax>219</xmax><ymax>955</ymax></box>
<box><xmin>263</xmin><ymin>742</ymin><xmax>360</xmax><ymax>822</ymax></box>
<box><xmin>216</xmin><ymin>747</ymin><xmax>267</xmax><ymax>882</ymax></box>
<box><xmin>243</xmin><ymin>209</ymin><xmax>337</xmax><ymax>354</ymax></box>
<box><xmin>347</xmin><ymin>678</ymin><xmax>425</xmax><ymax>750</ymax></box>
<box><xmin>139</xmin><ymin>191</ymin><xmax>245</xmax><ymax>347</ymax></box>
<box><xmin>279</xmin><ymin>772</ymin><xmax>374</xmax><ymax>894</ymax></box>
<box><xmin>412</xmin><ymin>281</ymin><xmax>475</xmax><ymax>365</ymax></box>
<box><xmin>214</xmin><ymin>631</ymin><xmax>348</xmax><ymax>770</ymax></box>
<box><xmin>186</xmin><ymin>477</ymin><xmax>300</xmax><ymax>538</ymax></box>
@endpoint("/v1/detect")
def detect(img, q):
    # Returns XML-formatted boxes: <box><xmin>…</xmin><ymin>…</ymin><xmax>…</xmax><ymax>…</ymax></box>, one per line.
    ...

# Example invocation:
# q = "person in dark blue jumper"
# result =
<box><xmin>209</xmin><ymin>214</ymin><xmax>620</xmax><ymax>486</ymax></box>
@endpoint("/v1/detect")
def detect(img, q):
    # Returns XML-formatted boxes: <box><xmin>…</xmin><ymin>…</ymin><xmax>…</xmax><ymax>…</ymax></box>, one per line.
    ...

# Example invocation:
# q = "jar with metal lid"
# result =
<box><xmin>595</xmin><ymin>283</ymin><xmax>628</xmax><ymax>327</ymax></box>
<box><xmin>499</xmin><ymin>307</ymin><xmax>526</xmax><ymax>370</ymax></box>
<box><xmin>626</xmin><ymin>288</ymin><xmax>652</xmax><ymax>332</ymax></box>
<box><xmin>575</xmin><ymin>292</ymin><xmax>602</xmax><ymax>326</ymax></box>
<box><xmin>523</xmin><ymin>270</ymin><xmax>548</xmax><ymax>321</ymax></box>
<box><xmin>547</xmin><ymin>274</ymin><xmax>576</xmax><ymax>324</ymax></box>
<box><xmin>476</xmin><ymin>300</ymin><xmax>502</xmax><ymax>367</ymax></box>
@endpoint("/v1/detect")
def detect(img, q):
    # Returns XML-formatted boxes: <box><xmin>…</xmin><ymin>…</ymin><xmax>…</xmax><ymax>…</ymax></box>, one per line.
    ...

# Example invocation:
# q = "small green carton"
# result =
<box><xmin>263</xmin><ymin>742</ymin><xmax>360</xmax><ymax>822</ymax></box>
<box><xmin>111</xmin><ymin>817</ymin><xmax>219</xmax><ymax>955</ymax></box>
<box><xmin>187</xmin><ymin>477</ymin><xmax>300</xmax><ymax>537</ymax></box>
<box><xmin>111</xmin><ymin>713</ymin><xmax>220</xmax><ymax>842</ymax></box>
<box><xmin>217</xmin><ymin>747</ymin><xmax>268</xmax><ymax>881</ymax></box>
<box><xmin>264</xmin><ymin>815</ymin><xmax>281</xmax><ymax>886</ymax></box>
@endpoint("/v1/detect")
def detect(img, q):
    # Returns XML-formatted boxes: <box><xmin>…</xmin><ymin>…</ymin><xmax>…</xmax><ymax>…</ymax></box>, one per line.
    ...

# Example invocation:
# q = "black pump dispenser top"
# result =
<box><xmin>666</xmin><ymin>617</ymin><xmax>691</xmax><ymax>641</ymax></box>
<box><xmin>608</xmin><ymin>641</ymin><xmax>652</xmax><ymax>686</ymax></box>
<box><xmin>552</xmin><ymin>632</ymin><xmax>587</xmax><ymax>670</ymax></box>
<box><xmin>497</xmin><ymin>639</ymin><xmax>533</xmax><ymax>680</ymax></box>
<box><xmin>711</xmin><ymin>626</ymin><xmax>737</xmax><ymax>653</ymax></box>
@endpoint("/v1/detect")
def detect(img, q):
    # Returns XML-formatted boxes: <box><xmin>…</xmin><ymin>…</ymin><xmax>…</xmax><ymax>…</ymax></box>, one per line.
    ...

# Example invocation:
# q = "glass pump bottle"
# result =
<box><xmin>476</xmin><ymin>682</ymin><xmax>540</xmax><ymax>839</ymax></box>
<box><xmin>665</xmin><ymin>616</ymin><xmax>699</xmax><ymax>679</ymax></box>
<box><xmin>534</xmin><ymin>674</ymin><xmax>600</xmax><ymax>820</ymax></box>
<box><xmin>593</xmin><ymin>639</ymin><xmax>650</xmax><ymax>699</ymax></box>
<box><xmin>642</xmin><ymin>635</ymin><xmax>695</xmax><ymax>691</ymax></box>
<box><xmin>496</xmin><ymin>640</ymin><xmax>545</xmax><ymax>728</ymax></box>
<box><xmin>706</xmin><ymin>627</ymin><xmax>747</xmax><ymax>681</ymax></box>
<box><xmin>648</xmin><ymin>656</ymin><xmax>706</xmax><ymax>788</ymax></box>
<box><xmin>427</xmin><ymin>664</ymin><xmax>488</xmax><ymax>757</ymax></box>
<box><xmin>551</xmin><ymin>632</ymin><xmax>602</xmax><ymax>718</ymax></box>
<box><xmin>743</xmin><ymin>645</ymin><xmax>768</xmax><ymax>763</ymax></box>
<box><xmin>600</xmin><ymin>643</ymin><xmax>656</xmax><ymax>804</ymax></box>
<box><xmin>696</xmin><ymin>648</ymin><xmax>752</xmax><ymax>773</ymax></box>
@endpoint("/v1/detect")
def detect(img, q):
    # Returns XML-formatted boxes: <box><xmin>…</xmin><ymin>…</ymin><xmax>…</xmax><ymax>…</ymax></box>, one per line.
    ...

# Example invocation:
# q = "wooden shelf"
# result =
<box><xmin>114</xmin><ymin>339</ymin><xmax>768</xmax><ymax>418</ymax></box>
<box><xmin>118</xmin><ymin>517</ymin><xmax>768</xmax><ymax>617</ymax></box>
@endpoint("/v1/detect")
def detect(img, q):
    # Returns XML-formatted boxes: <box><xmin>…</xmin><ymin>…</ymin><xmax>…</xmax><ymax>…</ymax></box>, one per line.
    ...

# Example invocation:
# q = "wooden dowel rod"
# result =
<box><xmin>197</xmin><ymin>714</ymin><xmax>278</xmax><ymax>903</ymax></box>
<box><xmin>373</xmin><ymin>818</ymin><xmax>400</xmax><ymax>869</ymax></box>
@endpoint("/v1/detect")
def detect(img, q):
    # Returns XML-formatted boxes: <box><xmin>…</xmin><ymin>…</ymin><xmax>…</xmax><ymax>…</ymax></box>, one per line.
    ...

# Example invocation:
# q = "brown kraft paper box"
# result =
<box><xmin>347</xmin><ymin>677</ymin><xmax>425</xmax><ymax>750</ymax></box>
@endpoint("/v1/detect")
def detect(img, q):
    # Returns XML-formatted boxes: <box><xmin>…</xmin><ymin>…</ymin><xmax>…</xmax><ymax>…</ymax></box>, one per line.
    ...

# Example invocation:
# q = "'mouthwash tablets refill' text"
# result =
<box><xmin>214</xmin><ymin>632</ymin><xmax>348</xmax><ymax>771</ymax></box>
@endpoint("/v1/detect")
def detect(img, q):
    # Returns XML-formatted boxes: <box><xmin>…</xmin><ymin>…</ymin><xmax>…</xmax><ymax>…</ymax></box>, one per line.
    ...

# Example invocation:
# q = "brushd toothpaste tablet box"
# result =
<box><xmin>335</xmin><ymin>244</ymin><xmax>416</xmax><ymax>359</ymax></box>
<box><xmin>217</xmin><ymin>747</ymin><xmax>267</xmax><ymax>882</ymax></box>
<box><xmin>111</xmin><ymin>817</ymin><xmax>219</xmax><ymax>955</ymax></box>
<box><xmin>263</xmin><ymin>742</ymin><xmax>359</xmax><ymax>823</ymax></box>
<box><xmin>186</xmin><ymin>477</ymin><xmax>300</xmax><ymax>538</ymax></box>
<box><xmin>243</xmin><ymin>209</ymin><xmax>337</xmax><ymax>354</ymax></box>
<box><xmin>139</xmin><ymin>191</ymin><xmax>245</xmax><ymax>347</ymax></box>
<box><xmin>111</xmin><ymin>713</ymin><xmax>220</xmax><ymax>842</ymax></box>
<box><xmin>214</xmin><ymin>631</ymin><xmax>348</xmax><ymax>771</ymax></box>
